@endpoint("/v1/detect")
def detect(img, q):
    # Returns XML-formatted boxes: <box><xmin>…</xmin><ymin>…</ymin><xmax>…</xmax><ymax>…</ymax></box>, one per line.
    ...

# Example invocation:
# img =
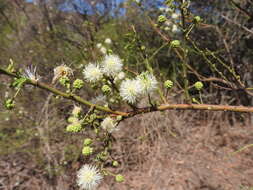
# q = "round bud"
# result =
<box><xmin>194</xmin><ymin>81</ymin><xmax>204</xmax><ymax>90</ymax></box>
<box><xmin>170</xmin><ymin>40</ymin><xmax>180</xmax><ymax>48</ymax></box>
<box><xmin>66</xmin><ymin>123</ymin><xmax>82</xmax><ymax>133</ymax></box>
<box><xmin>115</xmin><ymin>174</ymin><xmax>125</xmax><ymax>182</ymax></box>
<box><xmin>5</xmin><ymin>99</ymin><xmax>15</xmax><ymax>110</ymax></box>
<box><xmin>73</xmin><ymin>79</ymin><xmax>84</xmax><ymax>89</ymax></box>
<box><xmin>112</xmin><ymin>161</ymin><xmax>119</xmax><ymax>167</ymax></box>
<box><xmin>158</xmin><ymin>15</ymin><xmax>166</xmax><ymax>23</ymax></box>
<box><xmin>194</xmin><ymin>16</ymin><xmax>201</xmax><ymax>23</ymax></box>
<box><xmin>67</xmin><ymin>116</ymin><xmax>79</xmax><ymax>123</ymax></box>
<box><xmin>59</xmin><ymin>76</ymin><xmax>70</xmax><ymax>87</ymax></box>
<box><xmin>82</xmin><ymin>146</ymin><xmax>93</xmax><ymax>156</ymax></box>
<box><xmin>102</xmin><ymin>85</ymin><xmax>111</xmax><ymax>94</ymax></box>
<box><xmin>116</xmin><ymin>115</ymin><xmax>123</xmax><ymax>121</ymax></box>
<box><xmin>83</xmin><ymin>138</ymin><xmax>92</xmax><ymax>146</ymax></box>
<box><xmin>164</xmin><ymin>80</ymin><xmax>173</xmax><ymax>89</ymax></box>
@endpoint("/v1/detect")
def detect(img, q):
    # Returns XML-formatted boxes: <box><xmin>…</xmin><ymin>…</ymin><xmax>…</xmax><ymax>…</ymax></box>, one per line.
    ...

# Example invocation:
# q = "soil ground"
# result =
<box><xmin>1</xmin><ymin>111</ymin><xmax>253</xmax><ymax>190</ymax></box>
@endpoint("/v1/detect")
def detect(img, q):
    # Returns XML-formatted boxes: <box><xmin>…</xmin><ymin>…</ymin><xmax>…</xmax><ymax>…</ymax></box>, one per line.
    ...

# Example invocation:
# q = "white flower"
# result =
<box><xmin>53</xmin><ymin>64</ymin><xmax>73</xmax><ymax>83</ymax></box>
<box><xmin>159</xmin><ymin>7</ymin><xmax>165</xmax><ymax>12</ymax></box>
<box><xmin>171</xmin><ymin>13</ymin><xmax>180</xmax><ymax>19</ymax></box>
<box><xmin>102</xmin><ymin>54</ymin><xmax>123</xmax><ymax>77</ymax></box>
<box><xmin>120</xmin><ymin>79</ymin><xmax>142</xmax><ymax>104</ymax></box>
<box><xmin>172</xmin><ymin>24</ymin><xmax>181</xmax><ymax>33</ymax></box>
<box><xmin>77</xmin><ymin>164</ymin><xmax>103</xmax><ymax>190</ymax></box>
<box><xmin>164</xmin><ymin>26</ymin><xmax>170</xmax><ymax>31</ymax></box>
<box><xmin>72</xmin><ymin>105</ymin><xmax>82</xmax><ymax>117</ymax></box>
<box><xmin>137</xmin><ymin>72</ymin><xmax>158</xmax><ymax>95</ymax></box>
<box><xmin>23</xmin><ymin>66</ymin><xmax>41</xmax><ymax>81</ymax></box>
<box><xmin>101</xmin><ymin>117</ymin><xmax>118</xmax><ymax>133</ymax></box>
<box><xmin>114</xmin><ymin>72</ymin><xmax>125</xmax><ymax>83</ymax></box>
<box><xmin>96</xmin><ymin>43</ymin><xmax>102</xmax><ymax>49</ymax></box>
<box><xmin>165</xmin><ymin>7</ymin><xmax>172</xmax><ymax>12</ymax></box>
<box><xmin>100</xmin><ymin>46</ymin><xmax>107</xmax><ymax>54</ymax></box>
<box><xmin>165</xmin><ymin>20</ymin><xmax>172</xmax><ymax>27</ymax></box>
<box><xmin>104</xmin><ymin>38</ymin><xmax>112</xmax><ymax>44</ymax></box>
<box><xmin>83</xmin><ymin>63</ymin><xmax>103</xmax><ymax>83</ymax></box>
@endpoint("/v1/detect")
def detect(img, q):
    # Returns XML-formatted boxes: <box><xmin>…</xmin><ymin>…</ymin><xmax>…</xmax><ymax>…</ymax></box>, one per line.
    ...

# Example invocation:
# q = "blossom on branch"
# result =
<box><xmin>83</xmin><ymin>63</ymin><xmax>103</xmax><ymax>83</ymax></box>
<box><xmin>102</xmin><ymin>54</ymin><xmax>123</xmax><ymax>77</ymax></box>
<box><xmin>77</xmin><ymin>164</ymin><xmax>103</xmax><ymax>190</ymax></box>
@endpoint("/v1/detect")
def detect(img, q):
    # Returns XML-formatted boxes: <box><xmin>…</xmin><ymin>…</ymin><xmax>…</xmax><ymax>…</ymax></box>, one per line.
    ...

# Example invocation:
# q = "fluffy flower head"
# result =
<box><xmin>96</xmin><ymin>43</ymin><xmax>102</xmax><ymax>49</ymax></box>
<box><xmin>77</xmin><ymin>164</ymin><xmax>103</xmax><ymax>190</ymax></box>
<box><xmin>120</xmin><ymin>79</ymin><xmax>142</xmax><ymax>104</ymax></box>
<box><xmin>137</xmin><ymin>72</ymin><xmax>158</xmax><ymax>95</ymax></box>
<box><xmin>101</xmin><ymin>117</ymin><xmax>118</xmax><ymax>133</ymax></box>
<box><xmin>171</xmin><ymin>13</ymin><xmax>180</xmax><ymax>19</ymax></box>
<box><xmin>114</xmin><ymin>72</ymin><xmax>125</xmax><ymax>83</ymax></box>
<box><xmin>102</xmin><ymin>54</ymin><xmax>123</xmax><ymax>77</ymax></box>
<box><xmin>23</xmin><ymin>66</ymin><xmax>41</xmax><ymax>81</ymax></box>
<box><xmin>100</xmin><ymin>46</ymin><xmax>107</xmax><ymax>54</ymax></box>
<box><xmin>53</xmin><ymin>64</ymin><xmax>73</xmax><ymax>83</ymax></box>
<box><xmin>104</xmin><ymin>38</ymin><xmax>112</xmax><ymax>44</ymax></box>
<box><xmin>172</xmin><ymin>24</ymin><xmax>180</xmax><ymax>33</ymax></box>
<box><xmin>83</xmin><ymin>63</ymin><xmax>103</xmax><ymax>83</ymax></box>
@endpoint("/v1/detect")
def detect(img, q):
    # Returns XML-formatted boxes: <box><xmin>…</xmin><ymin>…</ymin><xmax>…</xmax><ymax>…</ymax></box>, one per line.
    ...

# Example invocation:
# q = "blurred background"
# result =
<box><xmin>0</xmin><ymin>0</ymin><xmax>253</xmax><ymax>189</ymax></box>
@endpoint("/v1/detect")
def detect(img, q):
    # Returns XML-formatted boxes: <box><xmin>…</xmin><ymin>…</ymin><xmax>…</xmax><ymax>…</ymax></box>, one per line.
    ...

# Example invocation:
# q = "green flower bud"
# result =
<box><xmin>112</xmin><ymin>161</ymin><xmax>119</xmax><ymax>167</ymax></box>
<box><xmin>115</xmin><ymin>174</ymin><xmax>124</xmax><ymax>182</ymax></box>
<box><xmin>4</xmin><ymin>99</ymin><xmax>15</xmax><ymax>110</ymax></box>
<box><xmin>170</xmin><ymin>40</ymin><xmax>180</xmax><ymax>48</ymax></box>
<box><xmin>59</xmin><ymin>76</ymin><xmax>70</xmax><ymax>87</ymax></box>
<box><xmin>83</xmin><ymin>138</ymin><xmax>92</xmax><ymax>146</ymax></box>
<box><xmin>82</xmin><ymin>146</ymin><xmax>93</xmax><ymax>156</ymax></box>
<box><xmin>96</xmin><ymin>151</ymin><xmax>107</xmax><ymax>161</ymax></box>
<box><xmin>194</xmin><ymin>16</ymin><xmax>201</xmax><ymax>23</ymax></box>
<box><xmin>73</xmin><ymin>79</ymin><xmax>84</xmax><ymax>89</ymax></box>
<box><xmin>102</xmin><ymin>85</ymin><xmax>111</xmax><ymax>94</ymax></box>
<box><xmin>158</xmin><ymin>15</ymin><xmax>166</xmax><ymax>23</ymax></box>
<box><xmin>141</xmin><ymin>45</ymin><xmax>146</xmax><ymax>50</ymax></box>
<box><xmin>164</xmin><ymin>80</ymin><xmax>173</xmax><ymax>89</ymax></box>
<box><xmin>194</xmin><ymin>81</ymin><xmax>204</xmax><ymax>90</ymax></box>
<box><xmin>66</xmin><ymin>123</ymin><xmax>82</xmax><ymax>132</ymax></box>
<box><xmin>67</xmin><ymin>116</ymin><xmax>79</xmax><ymax>123</ymax></box>
<box><xmin>116</xmin><ymin>115</ymin><xmax>123</xmax><ymax>121</ymax></box>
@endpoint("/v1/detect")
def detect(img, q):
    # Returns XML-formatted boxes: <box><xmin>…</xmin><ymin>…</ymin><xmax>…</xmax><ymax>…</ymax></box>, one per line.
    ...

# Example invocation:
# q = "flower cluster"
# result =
<box><xmin>83</xmin><ymin>54</ymin><xmax>123</xmax><ymax>84</ymax></box>
<box><xmin>83</xmin><ymin>63</ymin><xmax>103</xmax><ymax>83</ymax></box>
<box><xmin>158</xmin><ymin>6</ymin><xmax>182</xmax><ymax>34</ymax></box>
<box><xmin>119</xmin><ymin>72</ymin><xmax>158</xmax><ymax>104</ymax></box>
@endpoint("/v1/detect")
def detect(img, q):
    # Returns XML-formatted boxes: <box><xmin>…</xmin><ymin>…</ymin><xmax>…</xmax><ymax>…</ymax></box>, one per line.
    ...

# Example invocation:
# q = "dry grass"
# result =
<box><xmin>1</xmin><ymin>108</ymin><xmax>253</xmax><ymax>190</ymax></box>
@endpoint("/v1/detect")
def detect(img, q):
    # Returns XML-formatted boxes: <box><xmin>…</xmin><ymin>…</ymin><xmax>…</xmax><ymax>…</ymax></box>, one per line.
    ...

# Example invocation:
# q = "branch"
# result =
<box><xmin>0</xmin><ymin>67</ymin><xmax>128</xmax><ymax>116</ymax></box>
<box><xmin>1</xmin><ymin>67</ymin><xmax>253</xmax><ymax>118</ymax></box>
